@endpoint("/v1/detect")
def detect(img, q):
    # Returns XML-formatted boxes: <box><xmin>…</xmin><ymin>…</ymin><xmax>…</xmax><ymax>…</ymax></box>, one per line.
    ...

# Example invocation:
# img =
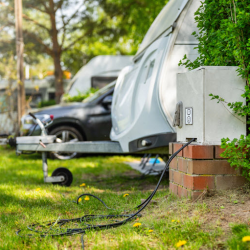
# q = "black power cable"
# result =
<box><xmin>16</xmin><ymin>139</ymin><xmax>195</xmax><ymax>249</ymax></box>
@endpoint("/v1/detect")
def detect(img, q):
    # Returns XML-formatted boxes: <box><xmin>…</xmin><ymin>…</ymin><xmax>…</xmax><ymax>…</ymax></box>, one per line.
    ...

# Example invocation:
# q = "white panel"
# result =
<box><xmin>112</xmin><ymin>65</ymin><xmax>138</xmax><ymax>134</ymax></box>
<box><xmin>176</xmin><ymin>67</ymin><xmax>246</xmax><ymax>144</ymax></box>
<box><xmin>175</xmin><ymin>0</ymin><xmax>200</xmax><ymax>43</ymax></box>
<box><xmin>176</xmin><ymin>69</ymin><xmax>204</xmax><ymax>142</ymax></box>
<box><xmin>159</xmin><ymin>44</ymin><xmax>199</xmax><ymax>126</ymax></box>
<box><xmin>204</xmin><ymin>67</ymin><xmax>246</xmax><ymax>144</ymax></box>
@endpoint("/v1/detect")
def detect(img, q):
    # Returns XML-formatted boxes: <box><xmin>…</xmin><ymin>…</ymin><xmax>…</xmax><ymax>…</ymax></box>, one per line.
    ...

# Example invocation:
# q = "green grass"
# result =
<box><xmin>227</xmin><ymin>224</ymin><xmax>250</xmax><ymax>250</ymax></box>
<box><xmin>0</xmin><ymin>146</ymin><xmax>248</xmax><ymax>249</ymax></box>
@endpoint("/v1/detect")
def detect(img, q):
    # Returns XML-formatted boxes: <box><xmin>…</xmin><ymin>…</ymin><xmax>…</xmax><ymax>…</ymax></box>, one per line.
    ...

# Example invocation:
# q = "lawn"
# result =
<box><xmin>0</xmin><ymin>146</ymin><xmax>250</xmax><ymax>250</ymax></box>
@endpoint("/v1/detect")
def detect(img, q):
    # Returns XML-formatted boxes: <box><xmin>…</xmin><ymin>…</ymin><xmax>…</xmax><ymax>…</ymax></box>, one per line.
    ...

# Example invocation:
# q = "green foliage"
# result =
<box><xmin>37</xmin><ymin>100</ymin><xmax>56</xmax><ymax>108</ymax></box>
<box><xmin>209</xmin><ymin>85</ymin><xmax>250</xmax><ymax>117</ymax></box>
<box><xmin>62</xmin><ymin>88</ymin><xmax>98</xmax><ymax>103</ymax></box>
<box><xmin>0</xmin><ymin>0</ymin><xmax>168</xmax><ymax>77</ymax></box>
<box><xmin>179</xmin><ymin>0</ymin><xmax>250</xmax><ymax>83</ymax></box>
<box><xmin>97</xmin><ymin>0</ymin><xmax>168</xmax><ymax>52</ymax></box>
<box><xmin>227</xmin><ymin>224</ymin><xmax>250</xmax><ymax>250</ymax></box>
<box><xmin>63</xmin><ymin>0</ymin><xmax>168</xmax><ymax>75</ymax></box>
<box><xmin>221</xmin><ymin>136</ymin><xmax>250</xmax><ymax>181</ymax></box>
<box><xmin>179</xmin><ymin>0</ymin><xmax>250</xmax><ymax>181</ymax></box>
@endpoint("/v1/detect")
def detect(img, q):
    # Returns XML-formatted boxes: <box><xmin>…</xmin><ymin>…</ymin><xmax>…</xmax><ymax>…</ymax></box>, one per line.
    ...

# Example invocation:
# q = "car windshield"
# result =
<box><xmin>83</xmin><ymin>81</ymin><xmax>116</xmax><ymax>103</ymax></box>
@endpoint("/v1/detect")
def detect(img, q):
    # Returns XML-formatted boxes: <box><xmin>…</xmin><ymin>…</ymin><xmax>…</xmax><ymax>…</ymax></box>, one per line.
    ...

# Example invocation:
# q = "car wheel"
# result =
<box><xmin>49</xmin><ymin>126</ymin><xmax>84</xmax><ymax>160</ymax></box>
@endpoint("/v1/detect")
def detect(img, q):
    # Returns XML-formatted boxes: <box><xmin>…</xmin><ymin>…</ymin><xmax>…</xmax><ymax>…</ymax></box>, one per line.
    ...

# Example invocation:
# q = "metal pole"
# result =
<box><xmin>15</xmin><ymin>0</ymin><xmax>25</xmax><ymax>134</ymax></box>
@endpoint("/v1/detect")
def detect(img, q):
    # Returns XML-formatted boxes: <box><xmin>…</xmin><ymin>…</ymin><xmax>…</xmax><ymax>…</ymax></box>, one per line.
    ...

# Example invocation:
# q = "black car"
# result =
<box><xmin>21</xmin><ymin>81</ymin><xmax>115</xmax><ymax>159</ymax></box>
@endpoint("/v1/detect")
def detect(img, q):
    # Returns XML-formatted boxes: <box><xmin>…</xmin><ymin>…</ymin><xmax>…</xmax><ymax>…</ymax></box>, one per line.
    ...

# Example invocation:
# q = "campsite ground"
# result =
<box><xmin>0</xmin><ymin>146</ymin><xmax>250</xmax><ymax>250</ymax></box>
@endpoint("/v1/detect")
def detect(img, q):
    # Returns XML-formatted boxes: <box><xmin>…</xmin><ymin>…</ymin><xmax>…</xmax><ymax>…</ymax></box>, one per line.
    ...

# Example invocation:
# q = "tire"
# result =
<box><xmin>52</xmin><ymin>167</ymin><xmax>73</xmax><ymax>186</ymax></box>
<box><xmin>49</xmin><ymin>126</ymin><xmax>84</xmax><ymax>160</ymax></box>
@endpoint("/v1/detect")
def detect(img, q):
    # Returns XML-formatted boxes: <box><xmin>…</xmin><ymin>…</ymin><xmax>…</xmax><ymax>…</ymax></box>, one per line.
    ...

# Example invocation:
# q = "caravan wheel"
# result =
<box><xmin>52</xmin><ymin>167</ymin><xmax>73</xmax><ymax>186</ymax></box>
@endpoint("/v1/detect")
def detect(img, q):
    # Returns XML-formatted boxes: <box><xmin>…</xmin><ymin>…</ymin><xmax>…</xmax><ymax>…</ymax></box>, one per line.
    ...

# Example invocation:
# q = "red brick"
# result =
<box><xmin>216</xmin><ymin>176</ymin><xmax>247</xmax><ymax>190</ymax></box>
<box><xmin>169</xmin><ymin>157</ymin><xmax>178</xmax><ymax>170</ymax></box>
<box><xmin>183</xmin><ymin>145</ymin><xmax>214</xmax><ymax>159</ymax></box>
<box><xmin>187</xmin><ymin>159</ymin><xmax>239</xmax><ymax>175</ymax></box>
<box><xmin>173</xmin><ymin>143</ymin><xmax>183</xmax><ymax>157</ymax></box>
<box><xmin>169</xmin><ymin>142</ymin><xmax>173</xmax><ymax>155</ymax></box>
<box><xmin>170</xmin><ymin>184</ymin><xmax>207</xmax><ymax>200</ymax></box>
<box><xmin>177</xmin><ymin>186</ymin><xmax>190</xmax><ymax>198</ymax></box>
<box><xmin>194</xmin><ymin>176</ymin><xmax>215</xmax><ymax>190</ymax></box>
<box><xmin>183</xmin><ymin>175</ymin><xmax>215</xmax><ymax>190</ymax></box>
<box><xmin>182</xmin><ymin>187</ymin><xmax>189</xmax><ymax>198</ymax></box>
<box><xmin>191</xmin><ymin>191</ymin><xmax>205</xmax><ymax>201</ymax></box>
<box><xmin>173</xmin><ymin>171</ymin><xmax>183</xmax><ymax>186</ymax></box>
<box><xmin>183</xmin><ymin>174</ymin><xmax>193</xmax><ymax>190</ymax></box>
<box><xmin>169</xmin><ymin>169</ymin><xmax>174</xmax><ymax>182</ymax></box>
<box><xmin>169</xmin><ymin>182</ymin><xmax>178</xmax><ymax>195</ymax></box>
<box><xmin>178</xmin><ymin>157</ymin><xmax>188</xmax><ymax>173</ymax></box>
<box><xmin>177</xmin><ymin>185</ymin><xmax>182</xmax><ymax>197</ymax></box>
<box><xmin>215</xmin><ymin>146</ymin><xmax>227</xmax><ymax>159</ymax></box>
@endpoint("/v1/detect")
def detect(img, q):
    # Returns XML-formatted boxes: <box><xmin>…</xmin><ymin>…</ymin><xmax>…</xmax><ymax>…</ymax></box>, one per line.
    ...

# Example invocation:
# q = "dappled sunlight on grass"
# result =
<box><xmin>0</xmin><ymin>146</ymin><xmax>237</xmax><ymax>249</ymax></box>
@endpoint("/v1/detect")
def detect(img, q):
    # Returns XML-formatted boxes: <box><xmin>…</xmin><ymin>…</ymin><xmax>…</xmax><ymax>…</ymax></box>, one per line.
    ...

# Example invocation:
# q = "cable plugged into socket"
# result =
<box><xmin>186</xmin><ymin>138</ymin><xmax>197</xmax><ymax>142</ymax></box>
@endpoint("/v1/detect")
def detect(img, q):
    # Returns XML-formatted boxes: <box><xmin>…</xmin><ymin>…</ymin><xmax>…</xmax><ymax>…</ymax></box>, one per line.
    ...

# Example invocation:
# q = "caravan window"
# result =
<box><xmin>83</xmin><ymin>81</ymin><xmax>115</xmax><ymax>103</ymax></box>
<box><xmin>91</xmin><ymin>76</ymin><xmax>118</xmax><ymax>89</ymax></box>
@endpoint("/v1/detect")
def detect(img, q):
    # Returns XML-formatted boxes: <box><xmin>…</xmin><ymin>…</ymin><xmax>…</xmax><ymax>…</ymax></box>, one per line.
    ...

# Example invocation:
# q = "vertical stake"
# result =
<box><xmin>15</xmin><ymin>0</ymin><xmax>26</xmax><ymax>134</ymax></box>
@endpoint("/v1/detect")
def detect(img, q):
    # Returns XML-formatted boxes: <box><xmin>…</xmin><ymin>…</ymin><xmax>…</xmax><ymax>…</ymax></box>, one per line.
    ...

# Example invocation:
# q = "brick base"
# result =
<box><xmin>169</xmin><ymin>142</ymin><xmax>247</xmax><ymax>200</ymax></box>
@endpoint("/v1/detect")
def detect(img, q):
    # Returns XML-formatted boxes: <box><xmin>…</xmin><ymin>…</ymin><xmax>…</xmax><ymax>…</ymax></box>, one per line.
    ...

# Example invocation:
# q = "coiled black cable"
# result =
<box><xmin>16</xmin><ymin>139</ymin><xmax>195</xmax><ymax>249</ymax></box>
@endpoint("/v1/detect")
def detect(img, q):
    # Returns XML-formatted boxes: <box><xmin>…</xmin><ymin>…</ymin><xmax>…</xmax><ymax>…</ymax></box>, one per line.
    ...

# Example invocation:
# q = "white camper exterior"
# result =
<box><xmin>67</xmin><ymin>55</ymin><xmax>133</xmax><ymax>96</ymax></box>
<box><xmin>111</xmin><ymin>0</ymin><xmax>200</xmax><ymax>152</ymax></box>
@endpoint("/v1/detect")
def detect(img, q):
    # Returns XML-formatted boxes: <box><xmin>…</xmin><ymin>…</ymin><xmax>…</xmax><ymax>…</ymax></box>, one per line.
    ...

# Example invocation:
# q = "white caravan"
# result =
<box><xmin>67</xmin><ymin>55</ymin><xmax>133</xmax><ymax>96</ymax></box>
<box><xmin>111</xmin><ymin>0</ymin><xmax>200</xmax><ymax>152</ymax></box>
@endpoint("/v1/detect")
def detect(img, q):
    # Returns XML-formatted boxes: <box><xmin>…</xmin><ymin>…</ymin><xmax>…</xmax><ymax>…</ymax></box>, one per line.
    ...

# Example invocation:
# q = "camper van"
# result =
<box><xmin>111</xmin><ymin>0</ymin><xmax>199</xmax><ymax>153</ymax></box>
<box><xmin>67</xmin><ymin>55</ymin><xmax>133</xmax><ymax>96</ymax></box>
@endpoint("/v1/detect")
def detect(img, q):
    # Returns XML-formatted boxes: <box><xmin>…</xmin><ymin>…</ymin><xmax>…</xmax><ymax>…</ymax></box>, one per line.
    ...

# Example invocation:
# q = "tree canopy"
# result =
<box><xmin>0</xmin><ymin>0</ymin><xmax>168</xmax><ymax>102</ymax></box>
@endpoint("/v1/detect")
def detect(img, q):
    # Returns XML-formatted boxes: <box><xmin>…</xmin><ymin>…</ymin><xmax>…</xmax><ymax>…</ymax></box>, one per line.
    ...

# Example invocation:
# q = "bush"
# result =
<box><xmin>62</xmin><ymin>88</ymin><xmax>98</xmax><ymax>103</ymax></box>
<box><xmin>37</xmin><ymin>100</ymin><xmax>56</xmax><ymax>108</ymax></box>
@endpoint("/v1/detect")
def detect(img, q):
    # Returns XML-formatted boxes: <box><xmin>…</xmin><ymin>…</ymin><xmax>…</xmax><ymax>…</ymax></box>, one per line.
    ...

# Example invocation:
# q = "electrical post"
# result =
<box><xmin>15</xmin><ymin>0</ymin><xmax>25</xmax><ymax>134</ymax></box>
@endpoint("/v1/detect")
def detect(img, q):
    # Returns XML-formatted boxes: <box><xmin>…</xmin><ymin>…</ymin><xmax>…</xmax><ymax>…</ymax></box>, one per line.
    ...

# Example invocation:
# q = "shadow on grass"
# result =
<box><xmin>0</xmin><ymin>192</ymin><xmax>55</xmax><ymax>209</ymax></box>
<box><xmin>0</xmin><ymin>148</ymin><xmax>169</xmax><ymax>209</ymax></box>
<box><xmin>72</xmin><ymin>165</ymin><xmax>169</xmax><ymax>192</ymax></box>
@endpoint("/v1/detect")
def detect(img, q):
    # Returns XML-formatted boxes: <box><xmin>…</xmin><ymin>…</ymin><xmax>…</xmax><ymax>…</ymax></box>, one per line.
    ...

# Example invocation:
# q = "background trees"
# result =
<box><xmin>0</xmin><ymin>0</ymin><xmax>168</xmax><ymax>103</ymax></box>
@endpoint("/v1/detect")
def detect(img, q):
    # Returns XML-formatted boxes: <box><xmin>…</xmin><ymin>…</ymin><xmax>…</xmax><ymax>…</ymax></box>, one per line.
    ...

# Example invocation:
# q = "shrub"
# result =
<box><xmin>37</xmin><ymin>100</ymin><xmax>56</xmax><ymax>108</ymax></box>
<box><xmin>62</xmin><ymin>88</ymin><xmax>98</xmax><ymax>103</ymax></box>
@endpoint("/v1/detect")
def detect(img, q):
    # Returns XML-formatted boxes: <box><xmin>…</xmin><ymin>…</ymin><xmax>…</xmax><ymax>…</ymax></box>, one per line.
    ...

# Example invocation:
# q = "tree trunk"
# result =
<box><xmin>49</xmin><ymin>0</ymin><xmax>64</xmax><ymax>104</ymax></box>
<box><xmin>15</xmin><ymin>0</ymin><xmax>26</xmax><ymax>134</ymax></box>
<box><xmin>53</xmin><ymin>52</ymin><xmax>64</xmax><ymax>104</ymax></box>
